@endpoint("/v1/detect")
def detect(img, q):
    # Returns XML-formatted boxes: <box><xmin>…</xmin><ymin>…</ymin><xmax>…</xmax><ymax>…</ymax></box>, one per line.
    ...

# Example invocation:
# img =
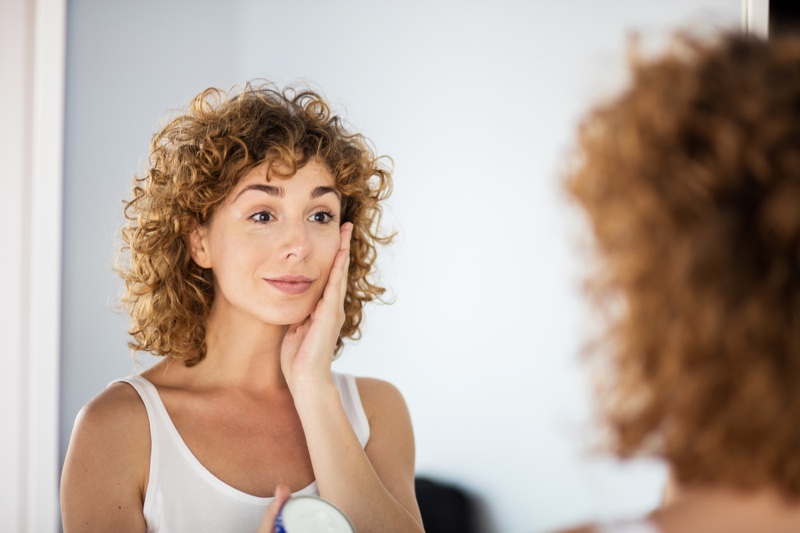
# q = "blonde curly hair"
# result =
<box><xmin>566</xmin><ymin>32</ymin><xmax>800</xmax><ymax>496</ymax></box>
<box><xmin>120</xmin><ymin>82</ymin><xmax>393</xmax><ymax>366</ymax></box>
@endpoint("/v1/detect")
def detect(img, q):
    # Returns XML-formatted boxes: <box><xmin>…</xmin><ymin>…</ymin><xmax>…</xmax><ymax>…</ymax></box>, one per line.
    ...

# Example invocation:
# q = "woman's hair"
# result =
<box><xmin>120</xmin><ymin>82</ymin><xmax>393</xmax><ymax>366</ymax></box>
<box><xmin>565</xmin><ymin>32</ymin><xmax>800</xmax><ymax>496</ymax></box>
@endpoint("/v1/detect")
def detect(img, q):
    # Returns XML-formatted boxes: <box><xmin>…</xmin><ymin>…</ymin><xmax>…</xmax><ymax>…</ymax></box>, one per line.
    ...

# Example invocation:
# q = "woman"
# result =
<box><xmin>558</xmin><ymin>32</ymin><xmax>800</xmax><ymax>533</ymax></box>
<box><xmin>61</xmin><ymin>83</ymin><xmax>424</xmax><ymax>533</ymax></box>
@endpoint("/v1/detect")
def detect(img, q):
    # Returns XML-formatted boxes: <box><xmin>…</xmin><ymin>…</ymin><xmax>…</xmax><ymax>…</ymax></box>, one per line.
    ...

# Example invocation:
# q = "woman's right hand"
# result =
<box><xmin>257</xmin><ymin>484</ymin><xmax>291</xmax><ymax>533</ymax></box>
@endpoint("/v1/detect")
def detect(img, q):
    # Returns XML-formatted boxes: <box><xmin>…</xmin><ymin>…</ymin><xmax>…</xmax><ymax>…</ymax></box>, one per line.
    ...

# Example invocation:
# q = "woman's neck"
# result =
<box><xmin>654</xmin><ymin>483</ymin><xmax>800</xmax><ymax>533</ymax></box>
<box><xmin>173</xmin><ymin>301</ymin><xmax>293</xmax><ymax>391</ymax></box>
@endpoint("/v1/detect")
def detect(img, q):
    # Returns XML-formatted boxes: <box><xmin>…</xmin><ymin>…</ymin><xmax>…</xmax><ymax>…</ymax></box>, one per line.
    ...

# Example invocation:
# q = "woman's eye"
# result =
<box><xmin>250</xmin><ymin>211</ymin><xmax>273</xmax><ymax>223</ymax></box>
<box><xmin>310</xmin><ymin>210</ymin><xmax>336</xmax><ymax>224</ymax></box>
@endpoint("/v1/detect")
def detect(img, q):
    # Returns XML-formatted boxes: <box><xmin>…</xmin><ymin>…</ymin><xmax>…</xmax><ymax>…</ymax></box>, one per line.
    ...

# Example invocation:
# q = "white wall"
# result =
<box><xmin>61</xmin><ymin>2</ymin><xmax>740</xmax><ymax>532</ymax></box>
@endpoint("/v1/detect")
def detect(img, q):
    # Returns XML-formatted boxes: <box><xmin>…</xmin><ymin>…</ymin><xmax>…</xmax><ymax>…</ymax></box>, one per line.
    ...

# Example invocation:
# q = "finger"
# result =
<box><xmin>277</xmin><ymin>483</ymin><xmax>291</xmax><ymax>498</ymax></box>
<box><xmin>256</xmin><ymin>484</ymin><xmax>292</xmax><ymax>533</ymax></box>
<box><xmin>321</xmin><ymin>225</ymin><xmax>352</xmax><ymax>305</ymax></box>
<box><xmin>338</xmin><ymin>224</ymin><xmax>352</xmax><ymax>297</ymax></box>
<box><xmin>339</xmin><ymin>222</ymin><xmax>353</xmax><ymax>253</ymax></box>
<box><xmin>339</xmin><ymin>245</ymin><xmax>350</xmax><ymax>298</ymax></box>
<box><xmin>286</xmin><ymin>317</ymin><xmax>310</xmax><ymax>335</ymax></box>
<box><xmin>281</xmin><ymin>318</ymin><xmax>311</xmax><ymax>357</ymax></box>
<box><xmin>283</xmin><ymin>316</ymin><xmax>311</xmax><ymax>344</ymax></box>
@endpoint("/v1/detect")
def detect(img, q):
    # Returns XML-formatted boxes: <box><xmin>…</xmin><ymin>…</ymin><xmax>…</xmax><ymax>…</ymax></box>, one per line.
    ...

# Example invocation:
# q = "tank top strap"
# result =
<box><xmin>110</xmin><ymin>374</ymin><xmax>168</xmax><ymax>441</ymax></box>
<box><xmin>331</xmin><ymin>372</ymin><xmax>371</xmax><ymax>448</ymax></box>
<box><xmin>112</xmin><ymin>373</ymin><xmax>370</xmax><ymax>449</ymax></box>
<box><xmin>108</xmin><ymin>372</ymin><xmax>370</xmax><ymax>532</ymax></box>
<box><xmin>108</xmin><ymin>375</ymin><xmax>165</xmax><ymax>524</ymax></box>
<box><xmin>111</xmin><ymin>374</ymin><xmax>166</xmax><ymax>419</ymax></box>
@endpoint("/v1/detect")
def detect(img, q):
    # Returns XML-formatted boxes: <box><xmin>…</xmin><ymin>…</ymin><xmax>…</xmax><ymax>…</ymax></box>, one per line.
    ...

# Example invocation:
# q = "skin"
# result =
<box><xmin>61</xmin><ymin>160</ymin><xmax>424</xmax><ymax>532</ymax></box>
<box><xmin>557</xmin><ymin>473</ymin><xmax>800</xmax><ymax>533</ymax></box>
<box><xmin>257</xmin><ymin>485</ymin><xmax>290</xmax><ymax>533</ymax></box>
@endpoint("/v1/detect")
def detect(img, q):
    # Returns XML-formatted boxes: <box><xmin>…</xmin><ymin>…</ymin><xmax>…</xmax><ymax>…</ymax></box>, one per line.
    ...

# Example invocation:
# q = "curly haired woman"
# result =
<box><xmin>61</xmin><ymin>83</ymin><xmax>424</xmax><ymax>533</ymax></box>
<box><xmin>556</xmin><ymin>31</ymin><xmax>800</xmax><ymax>533</ymax></box>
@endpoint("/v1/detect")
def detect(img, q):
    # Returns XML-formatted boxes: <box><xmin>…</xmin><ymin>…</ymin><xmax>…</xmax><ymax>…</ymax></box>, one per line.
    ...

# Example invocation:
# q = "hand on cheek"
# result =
<box><xmin>280</xmin><ymin>223</ymin><xmax>353</xmax><ymax>393</ymax></box>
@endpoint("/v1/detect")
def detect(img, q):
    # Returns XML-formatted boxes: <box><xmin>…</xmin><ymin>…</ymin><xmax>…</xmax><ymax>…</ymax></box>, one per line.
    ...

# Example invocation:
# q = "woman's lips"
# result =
<box><xmin>265</xmin><ymin>276</ymin><xmax>313</xmax><ymax>295</ymax></box>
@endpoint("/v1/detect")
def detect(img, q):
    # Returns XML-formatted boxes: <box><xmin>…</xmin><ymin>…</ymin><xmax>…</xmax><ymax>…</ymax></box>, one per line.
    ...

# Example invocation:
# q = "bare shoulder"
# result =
<box><xmin>61</xmin><ymin>382</ymin><xmax>150</xmax><ymax>532</ymax></box>
<box><xmin>353</xmin><ymin>376</ymin><xmax>414</xmax><ymax>451</ymax></box>
<box><xmin>64</xmin><ymin>381</ymin><xmax>151</xmax><ymax>481</ymax></box>
<box><xmin>353</xmin><ymin>377</ymin><xmax>421</xmax><ymax>521</ymax></box>
<box><xmin>73</xmin><ymin>381</ymin><xmax>149</xmax><ymax>443</ymax></box>
<box><xmin>354</xmin><ymin>377</ymin><xmax>409</xmax><ymax>419</ymax></box>
<box><xmin>353</xmin><ymin>376</ymin><xmax>415</xmax><ymax>468</ymax></box>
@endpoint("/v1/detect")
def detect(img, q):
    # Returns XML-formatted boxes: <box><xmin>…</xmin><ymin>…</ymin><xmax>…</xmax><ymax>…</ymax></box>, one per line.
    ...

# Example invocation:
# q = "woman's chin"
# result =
<box><xmin>241</xmin><ymin>298</ymin><xmax>318</xmax><ymax>327</ymax></box>
<box><xmin>262</xmin><ymin>308</ymin><xmax>314</xmax><ymax>327</ymax></box>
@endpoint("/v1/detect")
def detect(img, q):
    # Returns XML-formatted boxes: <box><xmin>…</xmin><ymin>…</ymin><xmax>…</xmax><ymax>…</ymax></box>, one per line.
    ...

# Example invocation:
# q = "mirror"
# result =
<box><xmin>60</xmin><ymin>1</ymin><xmax>740</xmax><ymax>531</ymax></box>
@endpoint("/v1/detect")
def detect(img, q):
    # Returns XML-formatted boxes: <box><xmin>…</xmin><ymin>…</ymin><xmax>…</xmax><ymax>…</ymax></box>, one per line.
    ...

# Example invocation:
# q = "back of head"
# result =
<box><xmin>565</xmin><ymin>32</ymin><xmax>800</xmax><ymax>497</ymax></box>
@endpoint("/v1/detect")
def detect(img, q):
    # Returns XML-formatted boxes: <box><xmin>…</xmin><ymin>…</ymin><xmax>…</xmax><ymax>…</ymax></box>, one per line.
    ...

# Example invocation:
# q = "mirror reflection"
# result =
<box><xmin>60</xmin><ymin>1</ymin><xmax>740</xmax><ymax>531</ymax></box>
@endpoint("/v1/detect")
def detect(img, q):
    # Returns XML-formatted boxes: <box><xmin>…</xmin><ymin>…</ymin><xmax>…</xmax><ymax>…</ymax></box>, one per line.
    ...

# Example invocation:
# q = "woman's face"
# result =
<box><xmin>190</xmin><ymin>159</ymin><xmax>343</xmax><ymax>326</ymax></box>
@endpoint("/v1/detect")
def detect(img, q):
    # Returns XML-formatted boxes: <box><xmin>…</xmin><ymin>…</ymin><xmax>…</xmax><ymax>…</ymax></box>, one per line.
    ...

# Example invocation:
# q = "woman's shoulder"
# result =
<box><xmin>354</xmin><ymin>376</ymin><xmax>402</xmax><ymax>395</ymax></box>
<box><xmin>354</xmin><ymin>377</ymin><xmax>407</xmax><ymax>414</ymax></box>
<box><xmin>61</xmin><ymin>379</ymin><xmax>151</xmax><ymax>528</ymax></box>
<box><xmin>70</xmin><ymin>380</ymin><xmax>150</xmax><ymax>453</ymax></box>
<box><xmin>352</xmin><ymin>377</ymin><xmax>413</xmax><ymax>440</ymax></box>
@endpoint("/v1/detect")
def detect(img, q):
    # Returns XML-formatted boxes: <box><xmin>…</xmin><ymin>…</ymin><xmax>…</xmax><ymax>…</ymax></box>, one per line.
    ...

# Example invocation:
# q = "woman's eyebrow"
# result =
<box><xmin>233</xmin><ymin>184</ymin><xmax>283</xmax><ymax>201</ymax></box>
<box><xmin>311</xmin><ymin>186</ymin><xmax>341</xmax><ymax>200</ymax></box>
<box><xmin>232</xmin><ymin>184</ymin><xmax>340</xmax><ymax>201</ymax></box>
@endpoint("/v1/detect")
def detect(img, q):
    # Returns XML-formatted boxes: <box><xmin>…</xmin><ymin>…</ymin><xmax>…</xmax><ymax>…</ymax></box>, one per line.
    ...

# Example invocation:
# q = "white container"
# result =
<box><xmin>274</xmin><ymin>495</ymin><xmax>355</xmax><ymax>533</ymax></box>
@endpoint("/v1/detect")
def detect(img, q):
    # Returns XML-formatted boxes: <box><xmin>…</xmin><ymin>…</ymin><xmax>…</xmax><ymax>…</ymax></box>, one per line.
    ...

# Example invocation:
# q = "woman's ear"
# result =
<box><xmin>189</xmin><ymin>223</ymin><xmax>212</xmax><ymax>269</ymax></box>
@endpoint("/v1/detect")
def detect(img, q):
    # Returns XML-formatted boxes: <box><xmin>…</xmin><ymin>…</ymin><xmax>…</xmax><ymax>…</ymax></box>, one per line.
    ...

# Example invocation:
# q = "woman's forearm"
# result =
<box><xmin>293</xmin><ymin>380</ymin><xmax>424</xmax><ymax>533</ymax></box>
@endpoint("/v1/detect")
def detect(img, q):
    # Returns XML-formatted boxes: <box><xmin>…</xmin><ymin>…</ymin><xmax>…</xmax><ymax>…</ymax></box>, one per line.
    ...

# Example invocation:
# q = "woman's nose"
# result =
<box><xmin>280</xmin><ymin>219</ymin><xmax>311</xmax><ymax>261</ymax></box>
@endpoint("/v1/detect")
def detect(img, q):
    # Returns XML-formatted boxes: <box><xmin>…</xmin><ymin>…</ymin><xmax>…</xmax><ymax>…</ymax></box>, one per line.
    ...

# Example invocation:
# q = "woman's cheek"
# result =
<box><xmin>322</xmin><ymin>233</ymin><xmax>342</xmax><ymax>265</ymax></box>
<box><xmin>315</xmin><ymin>237</ymin><xmax>340</xmax><ymax>297</ymax></box>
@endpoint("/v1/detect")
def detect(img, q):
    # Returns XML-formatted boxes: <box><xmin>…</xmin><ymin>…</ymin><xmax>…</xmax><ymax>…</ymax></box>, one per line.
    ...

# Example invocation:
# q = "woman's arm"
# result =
<box><xmin>61</xmin><ymin>384</ymin><xmax>150</xmax><ymax>533</ymax></box>
<box><xmin>358</xmin><ymin>377</ymin><xmax>421</xmax><ymax>528</ymax></box>
<box><xmin>280</xmin><ymin>223</ymin><xmax>424</xmax><ymax>532</ymax></box>
<box><xmin>292</xmin><ymin>376</ymin><xmax>423</xmax><ymax>533</ymax></box>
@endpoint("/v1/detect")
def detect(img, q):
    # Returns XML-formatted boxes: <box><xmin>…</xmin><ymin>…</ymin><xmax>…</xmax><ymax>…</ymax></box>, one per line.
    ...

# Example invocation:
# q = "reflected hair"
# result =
<box><xmin>119</xmin><ymin>81</ymin><xmax>393</xmax><ymax>366</ymax></box>
<box><xmin>565</xmin><ymin>32</ymin><xmax>800</xmax><ymax>496</ymax></box>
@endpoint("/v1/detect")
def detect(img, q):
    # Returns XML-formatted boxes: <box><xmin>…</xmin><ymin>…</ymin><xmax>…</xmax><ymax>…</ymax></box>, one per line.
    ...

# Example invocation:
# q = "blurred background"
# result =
<box><xmin>2</xmin><ymin>1</ymin><xmax>746</xmax><ymax>532</ymax></box>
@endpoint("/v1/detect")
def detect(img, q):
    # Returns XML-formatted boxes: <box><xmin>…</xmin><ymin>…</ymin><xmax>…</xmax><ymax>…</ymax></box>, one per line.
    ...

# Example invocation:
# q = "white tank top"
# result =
<box><xmin>594</xmin><ymin>519</ymin><xmax>662</xmax><ymax>533</ymax></box>
<box><xmin>113</xmin><ymin>372</ymin><xmax>370</xmax><ymax>533</ymax></box>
